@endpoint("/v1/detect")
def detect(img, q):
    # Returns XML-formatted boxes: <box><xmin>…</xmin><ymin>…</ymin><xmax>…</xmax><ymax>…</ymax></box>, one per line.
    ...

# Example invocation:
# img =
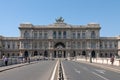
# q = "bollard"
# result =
<box><xmin>119</xmin><ymin>60</ymin><xmax>120</xmax><ymax>66</ymax></box>
<box><xmin>107</xmin><ymin>59</ymin><xmax>108</xmax><ymax>64</ymax></box>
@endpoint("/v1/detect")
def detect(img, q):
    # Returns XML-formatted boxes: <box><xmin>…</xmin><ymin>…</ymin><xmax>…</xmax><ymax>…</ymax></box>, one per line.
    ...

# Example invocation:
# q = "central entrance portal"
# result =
<box><xmin>58</xmin><ymin>50</ymin><xmax>62</xmax><ymax>58</ymax></box>
<box><xmin>54</xmin><ymin>42</ymin><xmax>66</xmax><ymax>58</ymax></box>
<box><xmin>54</xmin><ymin>50</ymin><xmax>66</xmax><ymax>58</ymax></box>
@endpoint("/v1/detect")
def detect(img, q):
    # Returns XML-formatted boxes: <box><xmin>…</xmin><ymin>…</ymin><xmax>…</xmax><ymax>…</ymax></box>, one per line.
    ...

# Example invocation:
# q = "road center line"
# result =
<box><xmin>92</xmin><ymin>71</ymin><xmax>109</xmax><ymax>80</ymax></box>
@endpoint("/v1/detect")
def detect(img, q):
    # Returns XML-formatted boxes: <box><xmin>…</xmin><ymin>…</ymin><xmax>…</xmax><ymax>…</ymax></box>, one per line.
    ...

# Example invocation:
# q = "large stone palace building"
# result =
<box><xmin>0</xmin><ymin>17</ymin><xmax>120</xmax><ymax>58</ymax></box>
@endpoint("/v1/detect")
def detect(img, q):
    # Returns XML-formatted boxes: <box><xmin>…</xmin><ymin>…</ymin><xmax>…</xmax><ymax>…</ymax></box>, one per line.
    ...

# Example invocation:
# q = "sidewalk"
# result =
<box><xmin>0</xmin><ymin>61</ymin><xmax>37</xmax><ymax>72</ymax></box>
<box><xmin>75</xmin><ymin>58</ymin><xmax>120</xmax><ymax>73</ymax></box>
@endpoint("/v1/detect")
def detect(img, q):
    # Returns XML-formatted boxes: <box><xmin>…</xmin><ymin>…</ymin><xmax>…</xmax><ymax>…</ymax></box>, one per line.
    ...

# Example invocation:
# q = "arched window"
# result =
<box><xmin>34</xmin><ymin>51</ymin><xmax>38</xmax><ymax>56</ymax></box>
<box><xmin>91</xmin><ymin>50</ymin><xmax>96</xmax><ymax>58</ymax></box>
<box><xmin>99</xmin><ymin>53</ymin><xmax>103</xmax><ymax>57</ymax></box>
<box><xmin>12</xmin><ymin>53</ymin><xmax>15</xmax><ymax>56</ymax></box>
<box><xmin>91</xmin><ymin>31</ymin><xmax>96</xmax><ymax>38</ymax></box>
<box><xmin>82</xmin><ymin>51</ymin><xmax>86</xmax><ymax>56</ymax></box>
<box><xmin>44</xmin><ymin>50</ymin><xmax>48</xmax><ymax>57</ymax></box>
<box><xmin>73</xmin><ymin>51</ymin><xmax>76</xmax><ymax>57</ymax></box>
<box><xmin>24</xmin><ymin>51</ymin><xmax>28</xmax><ymax>57</ymax></box>
<box><xmin>105</xmin><ymin>53</ymin><xmax>108</xmax><ymax>57</ymax></box>
<box><xmin>110</xmin><ymin>53</ymin><xmax>113</xmax><ymax>57</ymax></box>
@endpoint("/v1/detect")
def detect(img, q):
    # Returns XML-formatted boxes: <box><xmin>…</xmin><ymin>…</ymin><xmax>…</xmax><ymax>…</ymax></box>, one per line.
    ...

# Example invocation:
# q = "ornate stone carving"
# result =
<box><xmin>55</xmin><ymin>17</ymin><xmax>64</xmax><ymax>23</ymax></box>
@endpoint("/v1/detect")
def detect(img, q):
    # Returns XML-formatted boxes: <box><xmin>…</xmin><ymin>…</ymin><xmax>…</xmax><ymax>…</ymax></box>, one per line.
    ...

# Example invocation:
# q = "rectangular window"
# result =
<box><xmin>82</xmin><ymin>32</ymin><xmax>86</xmax><ymax>39</ymax></box>
<box><xmin>77</xmin><ymin>42</ymin><xmax>81</xmax><ymax>48</ymax></box>
<box><xmin>82</xmin><ymin>42</ymin><xmax>86</xmax><ymax>49</ymax></box>
<box><xmin>34</xmin><ymin>32</ymin><xmax>37</xmax><ymax>39</ymax></box>
<box><xmin>24</xmin><ymin>43</ymin><xmax>28</xmax><ymax>48</ymax></box>
<box><xmin>7</xmin><ymin>42</ymin><xmax>10</xmax><ymax>49</ymax></box>
<box><xmin>24</xmin><ymin>42</ymin><xmax>30</xmax><ymax>49</ymax></box>
<box><xmin>63</xmin><ymin>31</ymin><xmax>66</xmax><ymax>39</ymax></box>
<box><xmin>44</xmin><ymin>42</ymin><xmax>48</xmax><ymax>48</ymax></box>
<box><xmin>39</xmin><ymin>42</ymin><xmax>42</xmax><ymax>49</ymax></box>
<box><xmin>91</xmin><ymin>42</ymin><xmax>96</xmax><ymax>48</ymax></box>
<box><xmin>72</xmin><ymin>42</ymin><xmax>76</xmax><ymax>48</ymax></box>
<box><xmin>34</xmin><ymin>42</ymin><xmax>37</xmax><ymax>49</ymax></box>
<box><xmin>72</xmin><ymin>32</ymin><xmax>76</xmax><ymax>39</ymax></box>
<box><xmin>53</xmin><ymin>31</ymin><xmax>56</xmax><ymax>39</ymax></box>
<box><xmin>109</xmin><ymin>44</ymin><xmax>112</xmax><ymax>48</ymax></box>
<box><xmin>91</xmin><ymin>31</ymin><xmax>96</xmax><ymax>38</ymax></box>
<box><xmin>105</xmin><ymin>44</ymin><xmax>107</xmax><ymax>48</ymax></box>
<box><xmin>44</xmin><ymin>32</ymin><xmax>48</xmax><ymax>39</ymax></box>
<box><xmin>12</xmin><ymin>43</ymin><xmax>15</xmax><ymax>49</ymax></box>
<box><xmin>39</xmin><ymin>32</ymin><xmax>42</xmax><ymax>39</ymax></box>
<box><xmin>8</xmin><ymin>45</ymin><xmax>10</xmax><ymax>49</ymax></box>
<box><xmin>77</xmin><ymin>32</ymin><xmax>80</xmax><ymax>39</ymax></box>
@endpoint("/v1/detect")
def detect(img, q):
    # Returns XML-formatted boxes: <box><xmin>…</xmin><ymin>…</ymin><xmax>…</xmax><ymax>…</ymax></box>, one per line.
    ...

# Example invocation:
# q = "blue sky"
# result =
<box><xmin>0</xmin><ymin>0</ymin><xmax>120</xmax><ymax>37</ymax></box>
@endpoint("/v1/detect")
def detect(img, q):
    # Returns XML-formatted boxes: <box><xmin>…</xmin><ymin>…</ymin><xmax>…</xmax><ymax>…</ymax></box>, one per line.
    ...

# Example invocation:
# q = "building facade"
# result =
<box><xmin>0</xmin><ymin>17</ymin><xmax>120</xmax><ymax>58</ymax></box>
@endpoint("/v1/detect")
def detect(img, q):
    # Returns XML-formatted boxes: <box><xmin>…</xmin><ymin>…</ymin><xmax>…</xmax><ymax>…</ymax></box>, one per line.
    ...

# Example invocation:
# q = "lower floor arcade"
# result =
<box><xmin>19</xmin><ymin>49</ymin><xmax>117</xmax><ymax>59</ymax></box>
<box><xmin>0</xmin><ymin>50</ymin><xmax>118</xmax><ymax>59</ymax></box>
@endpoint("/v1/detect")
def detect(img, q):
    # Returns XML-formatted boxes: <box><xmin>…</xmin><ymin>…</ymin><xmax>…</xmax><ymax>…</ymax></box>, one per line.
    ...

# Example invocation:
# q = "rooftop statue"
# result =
<box><xmin>56</xmin><ymin>17</ymin><xmax>64</xmax><ymax>23</ymax></box>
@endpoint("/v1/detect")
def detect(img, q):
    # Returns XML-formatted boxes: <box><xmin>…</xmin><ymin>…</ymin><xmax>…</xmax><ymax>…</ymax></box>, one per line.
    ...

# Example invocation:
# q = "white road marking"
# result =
<box><xmin>50</xmin><ymin>60</ymin><xmax>59</xmax><ymax>80</ymax></box>
<box><xmin>92</xmin><ymin>72</ymin><xmax>109</xmax><ymax>80</ymax></box>
<box><xmin>61</xmin><ymin>61</ymin><xmax>68</xmax><ymax>80</ymax></box>
<box><xmin>74</xmin><ymin>68</ymin><xmax>80</xmax><ymax>74</ymax></box>
<box><xmin>94</xmin><ymin>69</ymin><xmax>105</xmax><ymax>74</ymax></box>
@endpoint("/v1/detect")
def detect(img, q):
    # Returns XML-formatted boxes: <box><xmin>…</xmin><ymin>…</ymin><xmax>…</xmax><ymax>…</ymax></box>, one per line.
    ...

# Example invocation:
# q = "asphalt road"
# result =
<box><xmin>0</xmin><ymin>60</ymin><xmax>57</xmax><ymax>80</ymax></box>
<box><xmin>62</xmin><ymin>60</ymin><xmax>120</xmax><ymax>80</ymax></box>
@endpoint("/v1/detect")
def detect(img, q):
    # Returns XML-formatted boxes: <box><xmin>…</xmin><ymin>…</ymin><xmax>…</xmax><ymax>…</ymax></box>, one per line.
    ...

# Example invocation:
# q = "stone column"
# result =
<box><xmin>0</xmin><ymin>51</ymin><xmax>1</xmax><ymax>59</ymax></box>
<box><xmin>49</xmin><ymin>41</ymin><xmax>51</xmax><ymax>49</ymax></box>
<box><xmin>29</xmin><ymin>51</ymin><xmax>32</xmax><ymax>57</ymax></box>
<box><xmin>96</xmin><ymin>52</ymin><xmax>99</xmax><ymax>58</ymax></box>
<box><xmin>20</xmin><ymin>51</ymin><xmax>23</xmax><ymax>57</ymax></box>
<box><xmin>56</xmin><ymin>31</ymin><xmax>58</xmax><ymax>39</ymax></box>
<box><xmin>49</xmin><ymin>52</ymin><xmax>52</xmax><ymax>59</ymax></box>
